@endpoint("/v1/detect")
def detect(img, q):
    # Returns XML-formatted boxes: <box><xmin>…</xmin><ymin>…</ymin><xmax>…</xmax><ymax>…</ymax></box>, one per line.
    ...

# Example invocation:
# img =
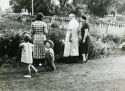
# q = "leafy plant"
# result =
<box><xmin>47</xmin><ymin>27</ymin><xmax>66</xmax><ymax>53</ymax></box>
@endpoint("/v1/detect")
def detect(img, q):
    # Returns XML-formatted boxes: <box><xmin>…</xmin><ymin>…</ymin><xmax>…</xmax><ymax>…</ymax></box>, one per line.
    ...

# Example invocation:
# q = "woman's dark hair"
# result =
<box><xmin>36</xmin><ymin>13</ymin><xmax>44</xmax><ymax>20</ymax></box>
<box><xmin>82</xmin><ymin>15</ymin><xmax>87</xmax><ymax>20</ymax></box>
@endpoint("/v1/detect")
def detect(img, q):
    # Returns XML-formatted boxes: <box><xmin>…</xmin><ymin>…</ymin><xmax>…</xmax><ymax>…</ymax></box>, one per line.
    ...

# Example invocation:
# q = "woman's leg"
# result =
<box><xmin>82</xmin><ymin>54</ymin><xmax>86</xmax><ymax>63</ymax></box>
<box><xmin>82</xmin><ymin>37</ymin><xmax>90</xmax><ymax>63</ymax></box>
<box><xmin>85</xmin><ymin>36</ymin><xmax>90</xmax><ymax>62</ymax></box>
<box><xmin>86</xmin><ymin>54</ymin><xmax>88</xmax><ymax>60</ymax></box>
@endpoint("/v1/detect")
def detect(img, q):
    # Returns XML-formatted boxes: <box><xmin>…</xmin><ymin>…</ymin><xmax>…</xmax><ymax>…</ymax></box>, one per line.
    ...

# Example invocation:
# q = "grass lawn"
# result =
<box><xmin>0</xmin><ymin>63</ymin><xmax>83</xmax><ymax>91</ymax></box>
<box><xmin>1</xmin><ymin>54</ymin><xmax>125</xmax><ymax>91</ymax></box>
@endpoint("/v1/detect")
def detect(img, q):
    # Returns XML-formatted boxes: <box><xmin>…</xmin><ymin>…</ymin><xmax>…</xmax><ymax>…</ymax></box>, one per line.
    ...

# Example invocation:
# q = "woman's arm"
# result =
<box><xmin>82</xmin><ymin>23</ymin><xmax>90</xmax><ymax>43</ymax></box>
<box><xmin>31</xmin><ymin>23</ymin><xmax>35</xmax><ymax>36</ymax></box>
<box><xmin>77</xmin><ymin>26</ymin><xmax>81</xmax><ymax>41</ymax></box>
<box><xmin>83</xmin><ymin>29</ymin><xmax>88</xmax><ymax>43</ymax></box>
<box><xmin>69</xmin><ymin>29</ymin><xmax>73</xmax><ymax>42</ymax></box>
<box><xmin>68</xmin><ymin>21</ymin><xmax>74</xmax><ymax>42</ymax></box>
<box><xmin>52</xmin><ymin>49</ymin><xmax>55</xmax><ymax>61</ymax></box>
<box><xmin>44</xmin><ymin>23</ymin><xmax>48</xmax><ymax>34</ymax></box>
<box><xmin>32</xmin><ymin>44</ymin><xmax>34</xmax><ymax>52</ymax></box>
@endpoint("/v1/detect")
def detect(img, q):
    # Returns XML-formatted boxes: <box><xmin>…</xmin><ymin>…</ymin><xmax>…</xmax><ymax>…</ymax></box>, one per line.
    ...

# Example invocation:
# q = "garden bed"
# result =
<box><xmin>0</xmin><ymin>14</ymin><xmax>125</xmax><ymax>66</ymax></box>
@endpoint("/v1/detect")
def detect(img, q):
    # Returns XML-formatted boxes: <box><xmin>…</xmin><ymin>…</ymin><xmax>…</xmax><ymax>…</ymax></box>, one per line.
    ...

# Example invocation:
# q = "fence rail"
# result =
<box><xmin>1</xmin><ymin>15</ymin><xmax>125</xmax><ymax>37</ymax></box>
<box><xmin>43</xmin><ymin>16</ymin><xmax>125</xmax><ymax>36</ymax></box>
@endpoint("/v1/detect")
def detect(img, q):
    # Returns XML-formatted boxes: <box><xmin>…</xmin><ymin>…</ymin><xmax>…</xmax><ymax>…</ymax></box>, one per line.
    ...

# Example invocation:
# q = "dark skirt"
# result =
<box><xmin>79</xmin><ymin>36</ymin><xmax>90</xmax><ymax>54</ymax></box>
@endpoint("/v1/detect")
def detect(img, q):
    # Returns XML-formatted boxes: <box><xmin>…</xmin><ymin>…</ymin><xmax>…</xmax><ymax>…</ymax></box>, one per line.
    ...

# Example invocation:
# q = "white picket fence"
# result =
<box><xmin>90</xmin><ymin>21</ymin><xmax>125</xmax><ymax>37</ymax></box>
<box><xmin>44</xmin><ymin>16</ymin><xmax>125</xmax><ymax>37</ymax></box>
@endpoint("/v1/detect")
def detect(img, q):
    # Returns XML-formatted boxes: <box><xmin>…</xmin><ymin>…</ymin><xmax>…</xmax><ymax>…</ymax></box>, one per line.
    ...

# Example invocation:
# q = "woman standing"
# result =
<box><xmin>31</xmin><ymin>13</ymin><xmax>48</xmax><ymax>65</ymax></box>
<box><xmin>63</xmin><ymin>13</ymin><xmax>80</xmax><ymax>62</ymax></box>
<box><xmin>80</xmin><ymin>15</ymin><xmax>90</xmax><ymax>63</ymax></box>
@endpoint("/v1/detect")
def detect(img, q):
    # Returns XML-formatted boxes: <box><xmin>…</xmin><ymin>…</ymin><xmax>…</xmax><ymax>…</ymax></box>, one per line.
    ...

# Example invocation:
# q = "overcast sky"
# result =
<box><xmin>0</xmin><ymin>0</ymin><xmax>10</xmax><ymax>11</ymax></box>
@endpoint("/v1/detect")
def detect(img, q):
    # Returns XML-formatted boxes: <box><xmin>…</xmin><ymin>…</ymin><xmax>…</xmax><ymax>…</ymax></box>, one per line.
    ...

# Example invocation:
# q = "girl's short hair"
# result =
<box><xmin>24</xmin><ymin>34</ymin><xmax>31</xmax><ymax>42</ymax></box>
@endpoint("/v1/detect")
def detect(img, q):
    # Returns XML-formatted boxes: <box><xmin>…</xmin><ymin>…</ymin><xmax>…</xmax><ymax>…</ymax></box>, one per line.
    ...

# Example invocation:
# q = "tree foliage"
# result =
<box><xmin>85</xmin><ymin>0</ymin><xmax>113</xmax><ymax>17</ymax></box>
<box><xmin>9</xmin><ymin>0</ymin><xmax>23</xmax><ymax>13</ymax></box>
<box><xmin>9</xmin><ymin>0</ymin><xmax>82</xmax><ymax>16</ymax></box>
<box><xmin>117</xmin><ymin>3</ymin><xmax>125</xmax><ymax>14</ymax></box>
<box><xmin>9</xmin><ymin>0</ymin><xmax>124</xmax><ymax>17</ymax></box>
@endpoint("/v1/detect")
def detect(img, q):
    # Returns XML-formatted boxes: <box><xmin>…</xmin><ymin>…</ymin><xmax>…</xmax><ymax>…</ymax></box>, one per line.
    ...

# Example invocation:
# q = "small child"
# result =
<box><xmin>20</xmin><ymin>34</ymin><xmax>38</xmax><ymax>78</ymax></box>
<box><xmin>44</xmin><ymin>40</ymin><xmax>56</xmax><ymax>71</ymax></box>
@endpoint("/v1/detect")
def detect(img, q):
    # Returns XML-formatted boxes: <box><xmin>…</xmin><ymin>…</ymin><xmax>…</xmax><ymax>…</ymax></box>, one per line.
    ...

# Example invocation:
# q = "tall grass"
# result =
<box><xmin>89</xmin><ymin>21</ymin><xmax>125</xmax><ymax>59</ymax></box>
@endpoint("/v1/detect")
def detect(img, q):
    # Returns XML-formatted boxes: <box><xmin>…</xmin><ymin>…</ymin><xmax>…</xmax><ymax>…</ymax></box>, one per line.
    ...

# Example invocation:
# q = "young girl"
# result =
<box><xmin>44</xmin><ymin>40</ymin><xmax>56</xmax><ymax>71</ymax></box>
<box><xmin>20</xmin><ymin>34</ymin><xmax>38</xmax><ymax>78</ymax></box>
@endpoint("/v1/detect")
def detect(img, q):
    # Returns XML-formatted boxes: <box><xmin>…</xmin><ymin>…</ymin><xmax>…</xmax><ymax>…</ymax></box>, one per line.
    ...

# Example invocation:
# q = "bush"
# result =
<box><xmin>0</xmin><ymin>31</ymin><xmax>21</xmax><ymax>66</ymax></box>
<box><xmin>88</xmin><ymin>36</ymin><xmax>117</xmax><ymax>59</ymax></box>
<box><xmin>0</xmin><ymin>30</ymin><xmax>22</xmax><ymax>63</ymax></box>
<box><xmin>88</xmin><ymin>24</ymin><xmax>124</xmax><ymax>59</ymax></box>
<box><xmin>4</xmin><ymin>14</ymin><xmax>22</xmax><ymax>22</ymax></box>
<box><xmin>0</xmin><ymin>16</ymin><xmax>30</xmax><ymax>66</ymax></box>
<box><xmin>47</xmin><ymin>27</ymin><xmax>66</xmax><ymax>60</ymax></box>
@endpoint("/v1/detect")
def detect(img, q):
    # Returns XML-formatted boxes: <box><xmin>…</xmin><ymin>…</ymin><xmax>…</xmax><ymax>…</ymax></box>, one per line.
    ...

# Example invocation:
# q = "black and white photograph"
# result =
<box><xmin>0</xmin><ymin>0</ymin><xmax>125</xmax><ymax>91</ymax></box>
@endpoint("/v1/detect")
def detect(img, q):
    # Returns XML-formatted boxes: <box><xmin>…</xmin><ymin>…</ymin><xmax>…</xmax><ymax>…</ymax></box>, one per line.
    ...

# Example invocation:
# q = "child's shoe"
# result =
<box><xmin>24</xmin><ymin>75</ymin><xmax>31</xmax><ymax>78</ymax></box>
<box><xmin>36</xmin><ymin>70</ymin><xmax>39</xmax><ymax>76</ymax></box>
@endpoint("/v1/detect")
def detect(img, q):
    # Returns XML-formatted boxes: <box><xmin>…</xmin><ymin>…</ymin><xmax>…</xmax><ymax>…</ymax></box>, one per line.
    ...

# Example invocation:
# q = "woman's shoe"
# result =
<box><xmin>81</xmin><ymin>60</ymin><xmax>87</xmax><ymax>64</ymax></box>
<box><xmin>84</xmin><ymin>58</ymin><xmax>89</xmax><ymax>63</ymax></box>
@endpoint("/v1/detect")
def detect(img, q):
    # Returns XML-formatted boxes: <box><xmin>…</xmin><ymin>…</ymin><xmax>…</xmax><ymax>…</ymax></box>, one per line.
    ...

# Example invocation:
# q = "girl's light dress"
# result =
<box><xmin>20</xmin><ymin>42</ymin><xmax>34</xmax><ymax>64</ymax></box>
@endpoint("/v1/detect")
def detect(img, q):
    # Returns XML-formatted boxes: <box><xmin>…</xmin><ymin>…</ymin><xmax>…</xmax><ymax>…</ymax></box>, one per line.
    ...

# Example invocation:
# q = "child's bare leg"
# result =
<box><xmin>52</xmin><ymin>62</ymin><xmax>56</xmax><ymax>70</ymax></box>
<box><xmin>50</xmin><ymin>62</ymin><xmax>56</xmax><ymax>71</ymax></box>
<box><xmin>24</xmin><ymin>64</ymin><xmax>31</xmax><ymax>78</ymax></box>
<box><xmin>30</xmin><ymin>64</ymin><xmax>38</xmax><ymax>75</ymax></box>
<box><xmin>28</xmin><ymin>64</ymin><xmax>31</xmax><ymax>76</ymax></box>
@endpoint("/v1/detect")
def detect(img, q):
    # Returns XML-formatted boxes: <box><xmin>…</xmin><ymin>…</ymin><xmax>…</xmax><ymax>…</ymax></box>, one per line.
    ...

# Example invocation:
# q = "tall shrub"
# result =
<box><xmin>47</xmin><ymin>27</ymin><xmax>66</xmax><ymax>59</ymax></box>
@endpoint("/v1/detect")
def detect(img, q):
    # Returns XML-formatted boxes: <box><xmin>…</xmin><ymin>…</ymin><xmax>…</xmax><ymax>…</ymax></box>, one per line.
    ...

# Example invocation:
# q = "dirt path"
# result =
<box><xmin>0</xmin><ymin>55</ymin><xmax>125</xmax><ymax>91</ymax></box>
